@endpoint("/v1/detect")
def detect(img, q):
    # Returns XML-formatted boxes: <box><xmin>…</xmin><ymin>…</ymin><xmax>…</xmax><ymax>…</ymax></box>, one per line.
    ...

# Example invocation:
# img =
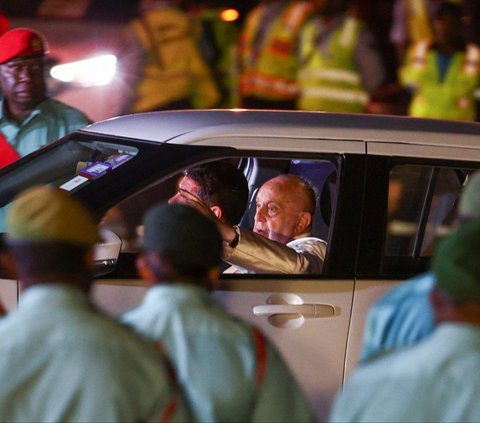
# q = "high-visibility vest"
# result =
<box><xmin>297</xmin><ymin>16</ymin><xmax>368</xmax><ymax>112</ymax></box>
<box><xmin>405</xmin><ymin>0</ymin><xmax>434</xmax><ymax>44</ymax></box>
<box><xmin>400</xmin><ymin>42</ymin><xmax>480</xmax><ymax>121</ymax></box>
<box><xmin>404</xmin><ymin>0</ymin><xmax>462</xmax><ymax>44</ymax></box>
<box><xmin>239</xmin><ymin>1</ymin><xmax>315</xmax><ymax>102</ymax></box>
<box><xmin>127</xmin><ymin>6</ymin><xmax>219</xmax><ymax>112</ymax></box>
<box><xmin>193</xmin><ymin>7</ymin><xmax>240</xmax><ymax>108</ymax></box>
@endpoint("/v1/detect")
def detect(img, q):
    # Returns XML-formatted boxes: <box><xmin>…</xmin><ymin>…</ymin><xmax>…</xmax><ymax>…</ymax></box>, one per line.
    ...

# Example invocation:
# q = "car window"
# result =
<box><xmin>385</xmin><ymin>164</ymin><xmax>472</xmax><ymax>258</ymax></box>
<box><xmin>0</xmin><ymin>139</ymin><xmax>138</xmax><ymax>232</ymax></box>
<box><xmin>98</xmin><ymin>156</ymin><xmax>339</xmax><ymax>274</ymax></box>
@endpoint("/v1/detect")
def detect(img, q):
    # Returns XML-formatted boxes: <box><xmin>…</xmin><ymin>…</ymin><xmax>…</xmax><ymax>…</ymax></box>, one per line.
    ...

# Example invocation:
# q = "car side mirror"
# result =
<box><xmin>93</xmin><ymin>229</ymin><xmax>122</xmax><ymax>277</ymax></box>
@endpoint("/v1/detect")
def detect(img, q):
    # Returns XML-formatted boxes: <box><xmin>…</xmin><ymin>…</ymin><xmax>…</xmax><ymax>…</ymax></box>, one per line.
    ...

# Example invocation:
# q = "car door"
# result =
<box><xmin>344</xmin><ymin>141</ymin><xmax>480</xmax><ymax>379</ymax></box>
<box><xmin>89</xmin><ymin>140</ymin><xmax>366</xmax><ymax>422</ymax></box>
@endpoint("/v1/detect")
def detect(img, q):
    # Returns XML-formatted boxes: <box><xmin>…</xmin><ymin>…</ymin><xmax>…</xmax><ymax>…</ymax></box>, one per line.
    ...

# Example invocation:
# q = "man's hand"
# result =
<box><xmin>175</xmin><ymin>188</ymin><xmax>217</xmax><ymax>220</ymax></box>
<box><xmin>175</xmin><ymin>188</ymin><xmax>238</xmax><ymax>246</ymax></box>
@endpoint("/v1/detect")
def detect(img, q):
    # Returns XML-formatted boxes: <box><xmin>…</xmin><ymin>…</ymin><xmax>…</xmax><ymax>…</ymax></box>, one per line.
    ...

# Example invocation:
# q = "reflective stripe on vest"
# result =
<box><xmin>153</xmin><ymin>341</ymin><xmax>180</xmax><ymax>423</ymax></box>
<box><xmin>463</xmin><ymin>43</ymin><xmax>480</xmax><ymax>76</ymax></box>
<box><xmin>253</xmin><ymin>327</ymin><xmax>267</xmax><ymax>388</ymax></box>
<box><xmin>239</xmin><ymin>1</ymin><xmax>314</xmax><ymax>100</ymax></box>
<box><xmin>403</xmin><ymin>46</ymin><xmax>479</xmax><ymax>120</ymax></box>
<box><xmin>241</xmin><ymin>71</ymin><xmax>298</xmax><ymax>99</ymax></box>
<box><xmin>298</xmin><ymin>17</ymin><xmax>367</xmax><ymax>111</ymax></box>
<box><xmin>301</xmin><ymin>86</ymin><xmax>368</xmax><ymax>105</ymax></box>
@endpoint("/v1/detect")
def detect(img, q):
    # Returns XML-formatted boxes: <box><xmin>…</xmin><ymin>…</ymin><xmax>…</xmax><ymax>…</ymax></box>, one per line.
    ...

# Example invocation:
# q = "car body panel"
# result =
<box><xmin>214</xmin><ymin>279</ymin><xmax>355</xmax><ymax>423</ymax></box>
<box><xmin>1</xmin><ymin>110</ymin><xmax>479</xmax><ymax>421</ymax></box>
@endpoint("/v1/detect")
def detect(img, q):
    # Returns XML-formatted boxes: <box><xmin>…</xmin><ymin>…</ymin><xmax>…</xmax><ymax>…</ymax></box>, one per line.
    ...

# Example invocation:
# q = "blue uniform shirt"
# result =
<box><xmin>359</xmin><ymin>272</ymin><xmax>436</xmax><ymax>362</ymax></box>
<box><xmin>121</xmin><ymin>283</ymin><xmax>316</xmax><ymax>422</ymax></box>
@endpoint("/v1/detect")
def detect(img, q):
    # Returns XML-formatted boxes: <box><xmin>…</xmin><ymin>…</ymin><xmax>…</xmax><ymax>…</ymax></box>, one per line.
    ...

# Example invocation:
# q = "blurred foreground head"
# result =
<box><xmin>5</xmin><ymin>186</ymin><xmax>99</xmax><ymax>288</ymax></box>
<box><xmin>433</xmin><ymin>221</ymin><xmax>480</xmax><ymax>304</ymax></box>
<box><xmin>139</xmin><ymin>202</ymin><xmax>222</xmax><ymax>288</ymax></box>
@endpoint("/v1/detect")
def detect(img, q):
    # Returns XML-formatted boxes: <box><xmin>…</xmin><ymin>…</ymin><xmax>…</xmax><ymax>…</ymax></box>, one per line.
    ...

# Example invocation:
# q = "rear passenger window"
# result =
<box><xmin>385</xmin><ymin>164</ymin><xmax>471</xmax><ymax>257</ymax></box>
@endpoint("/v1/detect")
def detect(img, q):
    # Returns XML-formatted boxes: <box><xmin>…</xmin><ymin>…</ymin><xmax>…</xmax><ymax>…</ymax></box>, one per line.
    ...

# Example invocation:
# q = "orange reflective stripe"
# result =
<box><xmin>153</xmin><ymin>341</ymin><xmax>180</xmax><ymax>423</ymax></box>
<box><xmin>269</xmin><ymin>38</ymin><xmax>294</xmax><ymax>58</ymax></box>
<box><xmin>253</xmin><ymin>328</ymin><xmax>267</xmax><ymax>388</ymax></box>
<box><xmin>240</xmin><ymin>71</ymin><xmax>298</xmax><ymax>98</ymax></box>
<box><xmin>283</xmin><ymin>1</ymin><xmax>315</xmax><ymax>34</ymax></box>
<box><xmin>158</xmin><ymin>398</ymin><xmax>178</xmax><ymax>423</ymax></box>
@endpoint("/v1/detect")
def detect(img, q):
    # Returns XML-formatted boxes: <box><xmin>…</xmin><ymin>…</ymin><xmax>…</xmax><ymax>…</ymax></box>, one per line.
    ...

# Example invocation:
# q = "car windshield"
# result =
<box><xmin>0</xmin><ymin>139</ymin><xmax>138</xmax><ymax>207</ymax></box>
<box><xmin>0</xmin><ymin>137</ymin><xmax>138</xmax><ymax>232</ymax></box>
<box><xmin>0</xmin><ymin>133</ymin><xmax>234</xmax><ymax>234</ymax></box>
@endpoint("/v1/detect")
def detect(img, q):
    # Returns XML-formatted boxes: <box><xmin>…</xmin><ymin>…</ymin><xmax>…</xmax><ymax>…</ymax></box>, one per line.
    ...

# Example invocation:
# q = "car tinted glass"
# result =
<box><xmin>0</xmin><ymin>139</ymin><xmax>138</xmax><ymax>231</ymax></box>
<box><xmin>385</xmin><ymin>164</ymin><xmax>472</xmax><ymax>257</ymax></box>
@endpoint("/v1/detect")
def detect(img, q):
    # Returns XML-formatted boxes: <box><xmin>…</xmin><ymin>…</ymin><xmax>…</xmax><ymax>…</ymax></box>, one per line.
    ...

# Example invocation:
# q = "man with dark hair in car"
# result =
<box><xmin>0</xmin><ymin>28</ymin><xmax>90</xmax><ymax>158</ymax></box>
<box><xmin>169</xmin><ymin>160</ymin><xmax>250</xmax><ymax>226</ymax></box>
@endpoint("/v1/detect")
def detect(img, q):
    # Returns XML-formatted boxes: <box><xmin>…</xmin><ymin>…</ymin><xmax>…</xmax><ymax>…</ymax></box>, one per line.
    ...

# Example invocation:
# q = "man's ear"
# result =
<box><xmin>136</xmin><ymin>255</ymin><xmax>156</xmax><ymax>285</ymax></box>
<box><xmin>210</xmin><ymin>205</ymin><xmax>223</xmax><ymax>221</ymax></box>
<box><xmin>295</xmin><ymin>212</ymin><xmax>312</xmax><ymax>236</ymax></box>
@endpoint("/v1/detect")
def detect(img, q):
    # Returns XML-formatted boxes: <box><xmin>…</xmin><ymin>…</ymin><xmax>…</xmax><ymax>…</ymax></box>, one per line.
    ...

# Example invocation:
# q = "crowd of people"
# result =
<box><xmin>1</xmin><ymin>0</ymin><xmax>480</xmax><ymax>166</ymax></box>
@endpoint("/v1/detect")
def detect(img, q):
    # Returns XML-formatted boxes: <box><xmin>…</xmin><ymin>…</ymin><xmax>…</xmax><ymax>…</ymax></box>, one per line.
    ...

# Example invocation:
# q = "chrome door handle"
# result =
<box><xmin>253</xmin><ymin>303</ymin><xmax>335</xmax><ymax>318</ymax></box>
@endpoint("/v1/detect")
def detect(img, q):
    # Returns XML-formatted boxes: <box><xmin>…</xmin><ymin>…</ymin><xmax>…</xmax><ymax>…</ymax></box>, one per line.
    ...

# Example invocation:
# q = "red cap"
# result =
<box><xmin>0</xmin><ymin>28</ymin><xmax>47</xmax><ymax>65</ymax></box>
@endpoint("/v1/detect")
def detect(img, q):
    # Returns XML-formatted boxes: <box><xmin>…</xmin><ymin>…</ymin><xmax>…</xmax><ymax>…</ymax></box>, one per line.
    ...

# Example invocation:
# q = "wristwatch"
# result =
<box><xmin>228</xmin><ymin>225</ymin><xmax>241</xmax><ymax>248</ymax></box>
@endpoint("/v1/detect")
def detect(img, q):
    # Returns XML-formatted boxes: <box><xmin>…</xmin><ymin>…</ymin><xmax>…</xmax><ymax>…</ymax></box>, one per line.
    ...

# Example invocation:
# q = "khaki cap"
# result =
<box><xmin>6</xmin><ymin>186</ymin><xmax>100</xmax><ymax>246</ymax></box>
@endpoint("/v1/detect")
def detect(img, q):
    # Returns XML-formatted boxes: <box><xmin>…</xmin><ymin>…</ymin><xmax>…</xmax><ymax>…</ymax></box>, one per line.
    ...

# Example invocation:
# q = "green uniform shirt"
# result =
<box><xmin>331</xmin><ymin>323</ymin><xmax>480</xmax><ymax>422</ymax></box>
<box><xmin>0</xmin><ymin>284</ymin><xmax>189</xmax><ymax>422</ymax></box>
<box><xmin>0</xmin><ymin>97</ymin><xmax>90</xmax><ymax>157</ymax></box>
<box><xmin>121</xmin><ymin>283</ymin><xmax>316</xmax><ymax>422</ymax></box>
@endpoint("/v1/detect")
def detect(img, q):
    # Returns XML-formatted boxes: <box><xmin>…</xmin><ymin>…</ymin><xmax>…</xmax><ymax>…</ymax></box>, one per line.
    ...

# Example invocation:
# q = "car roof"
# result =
<box><xmin>81</xmin><ymin>110</ymin><xmax>480</xmax><ymax>150</ymax></box>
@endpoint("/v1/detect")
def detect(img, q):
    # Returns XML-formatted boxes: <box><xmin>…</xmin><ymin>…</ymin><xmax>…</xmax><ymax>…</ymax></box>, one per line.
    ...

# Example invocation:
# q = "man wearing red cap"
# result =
<box><xmin>0</xmin><ymin>28</ymin><xmax>90</xmax><ymax>158</ymax></box>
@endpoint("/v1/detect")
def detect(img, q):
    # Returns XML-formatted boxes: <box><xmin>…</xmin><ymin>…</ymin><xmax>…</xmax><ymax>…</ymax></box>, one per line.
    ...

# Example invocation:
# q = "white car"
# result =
<box><xmin>1</xmin><ymin>110</ymin><xmax>480</xmax><ymax>421</ymax></box>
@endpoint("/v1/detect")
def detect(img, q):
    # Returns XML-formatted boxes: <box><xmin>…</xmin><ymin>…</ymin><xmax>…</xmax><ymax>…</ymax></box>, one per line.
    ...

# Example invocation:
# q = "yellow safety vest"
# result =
<box><xmin>239</xmin><ymin>1</ymin><xmax>315</xmax><ymax>102</ymax></box>
<box><xmin>405</xmin><ymin>0</ymin><xmax>462</xmax><ymax>44</ymax></box>
<box><xmin>297</xmin><ymin>16</ymin><xmax>368</xmax><ymax>112</ymax></box>
<box><xmin>128</xmin><ymin>6</ymin><xmax>219</xmax><ymax>112</ymax></box>
<box><xmin>405</xmin><ymin>0</ymin><xmax>434</xmax><ymax>44</ymax></box>
<box><xmin>400</xmin><ymin>42</ymin><xmax>480</xmax><ymax>121</ymax></box>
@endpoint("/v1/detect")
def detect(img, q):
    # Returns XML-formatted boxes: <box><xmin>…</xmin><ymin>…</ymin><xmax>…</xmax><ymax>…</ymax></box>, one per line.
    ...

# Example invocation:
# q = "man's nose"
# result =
<box><xmin>17</xmin><ymin>66</ymin><xmax>35</xmax><ymax>81</ymax></box>
<box><xmin>168</xmin><ymin>193</ymin><xmax>180</xmax><ymax>204</ymax></box>
<box><xmin>254</xmin><ymin>206</ymin><xmax>266</xmax><ymax>222</ymax></box>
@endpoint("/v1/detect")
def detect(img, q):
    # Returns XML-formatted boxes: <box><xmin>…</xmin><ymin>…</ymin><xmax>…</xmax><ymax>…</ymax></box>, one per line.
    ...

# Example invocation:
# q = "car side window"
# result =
<box><xmin>99</xmin><ymin>156</ymin><xmax>339</xmax><ymax>274</ymax></box>
<box><xmin>385</xmin><ymin>164</ymin><xmax>471</xmax><ymax>258</ymax></box>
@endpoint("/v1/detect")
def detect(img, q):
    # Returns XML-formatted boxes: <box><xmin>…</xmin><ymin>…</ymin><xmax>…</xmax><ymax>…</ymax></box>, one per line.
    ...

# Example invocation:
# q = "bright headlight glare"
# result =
<box><xmin>50</xmin><ymin>54</ymin><xmax>117</xmax><ymax>86</ymax></box>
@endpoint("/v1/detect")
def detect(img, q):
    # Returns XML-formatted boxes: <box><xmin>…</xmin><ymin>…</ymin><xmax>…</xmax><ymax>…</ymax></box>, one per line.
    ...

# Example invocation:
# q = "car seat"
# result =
<box><xmin>288</xmin><ymin>159</ymin><xmax>336</xmax><ymax>241</ymax></box>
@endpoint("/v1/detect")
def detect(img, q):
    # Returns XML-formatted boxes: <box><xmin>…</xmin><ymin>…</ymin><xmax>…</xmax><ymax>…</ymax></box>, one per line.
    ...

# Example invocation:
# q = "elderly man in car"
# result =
<box><xmin>174</xmin><ymin>172</ymin><xmax>327</xmax><ymax>274</ymax></box>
